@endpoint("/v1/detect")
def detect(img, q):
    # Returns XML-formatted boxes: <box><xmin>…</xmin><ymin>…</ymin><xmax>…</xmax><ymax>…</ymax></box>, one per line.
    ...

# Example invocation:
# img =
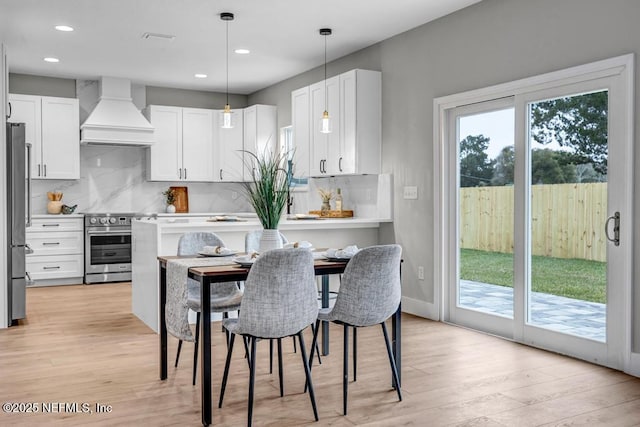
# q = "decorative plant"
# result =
<box><xmin>242</xmin><ymin>149</ymin><xmax>290</xmax><ymax>230</ymax></box>
<box><xmin>317</xmin><ymin>188</ymin><xmax>333</xmax><ymax>203</ymax></box>
<box><xmin>162</xmin><ymin>188</ymin><xmax>176</xmax><ymax>205</ymax></box>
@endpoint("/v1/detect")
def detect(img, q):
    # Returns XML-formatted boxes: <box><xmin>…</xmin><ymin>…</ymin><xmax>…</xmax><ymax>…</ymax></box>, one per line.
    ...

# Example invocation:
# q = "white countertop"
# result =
<box><xmin>31</xmin><ymin>213</ymin><xmax>84</xmax><ymax>219</ymax></box>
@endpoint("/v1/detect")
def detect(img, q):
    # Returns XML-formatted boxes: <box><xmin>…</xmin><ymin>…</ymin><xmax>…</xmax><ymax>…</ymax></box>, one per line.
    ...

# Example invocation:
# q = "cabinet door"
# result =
<box><xmin>324</xmin><ymin>76</ymin><xmax>341</xmax><ymax>174</ymax></box>
<box><xmin>26</xmin><ymin>231</ymin><xmax>84</xmax><ymax>256</ymax></box>
<box><xmin>310</xmin><ymin>81</ymin><xmax>328</xmax><ymax>176</ymax></box>
<box><xmin>146</xmin><ymin>105</ymin><xmax>182</xmax><ymax>181</ymax></box>
<box><xmin>339</xmin><ymin>70</ymin><xmax>357</xmax><ymax>174</ymax></box>
<box><xmin>182</xmin><ymin>107</ymin><xmax>214</xmax><ymax>182</ymax></box>
<box><xmin>8</xmin><ymin>94</ymin><xmax>42</xmax><ymax>178</ymax></box>
<box><xmin>243</xmin><ymin>105</ymin><xmax>276</xmax><ymax>180</ymax></box>
<box><xmin>291</xmin><ymin>87</ymin><xmax>310</xmax><ymax>178</ymax></box>
<box><xmin>215</xmin><ymin>110</ymin><xmax>244</xmax><ymax>182</ymax></box>
<box><xmin>41</xmin><ymin>97</ymin><xmax>79</xmax><ymax>179</ymax></box>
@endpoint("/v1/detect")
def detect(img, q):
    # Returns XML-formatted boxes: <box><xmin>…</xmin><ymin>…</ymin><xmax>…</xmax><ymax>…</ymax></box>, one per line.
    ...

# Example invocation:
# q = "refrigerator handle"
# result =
<box><xmin>26</xmin><ymin>143</ymin><xmax>33</xmax><ymax>228</ymax></box>
<box><xmin>25</xmin><ymin>244</ymin><xmax>33</xmax><ymax>255</ymax></box>
<box><xmin>6</xmin><ymin>101</ymin><xmax>11</xmax><ymax>119</ymax></box>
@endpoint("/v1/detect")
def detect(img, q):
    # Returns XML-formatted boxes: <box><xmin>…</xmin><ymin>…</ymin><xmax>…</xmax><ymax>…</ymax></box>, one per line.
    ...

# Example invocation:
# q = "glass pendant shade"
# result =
<box><xmin>320</xmin><ymin>110</ymin><xmax>331</xmax><ymax>134</ymax></box>
<box><xmin>221</xmin><ymin>104</ymin><xmax>234</xmax><ymax>129</ymax></box>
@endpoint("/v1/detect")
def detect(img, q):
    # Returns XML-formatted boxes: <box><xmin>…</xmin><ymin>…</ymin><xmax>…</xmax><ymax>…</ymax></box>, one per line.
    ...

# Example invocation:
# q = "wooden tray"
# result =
<box><xmin>170</xmin><ymin>186</ymin><xmax>189</xmax><ymax>213</ymax></box>
<box><xmin>309</xmin><ymin>210</ymin><xmax>354</xmax><ymax>218</ymax></box>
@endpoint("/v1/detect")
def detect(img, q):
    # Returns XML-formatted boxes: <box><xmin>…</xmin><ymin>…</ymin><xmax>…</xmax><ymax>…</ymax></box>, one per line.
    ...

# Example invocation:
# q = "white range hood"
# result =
<box><xmin>80</xmin><ymin>77</ymin><xmax>154</xmax><ymax>146</ymax></box>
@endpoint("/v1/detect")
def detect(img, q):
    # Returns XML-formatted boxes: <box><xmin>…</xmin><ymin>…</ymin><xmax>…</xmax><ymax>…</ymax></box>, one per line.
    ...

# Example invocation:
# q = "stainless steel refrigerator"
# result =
<box><xmin>6</xmin><ymin>122</ymin><xmax>31</xmax><ymax>324</ymax></box>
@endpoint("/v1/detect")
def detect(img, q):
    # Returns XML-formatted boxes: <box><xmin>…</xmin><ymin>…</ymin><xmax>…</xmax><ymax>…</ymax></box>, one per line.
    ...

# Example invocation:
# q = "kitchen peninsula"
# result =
<box><xmin>131</xmin><ymin>214</ymin><xmax>392</xmax><ymax>332</ymax></box>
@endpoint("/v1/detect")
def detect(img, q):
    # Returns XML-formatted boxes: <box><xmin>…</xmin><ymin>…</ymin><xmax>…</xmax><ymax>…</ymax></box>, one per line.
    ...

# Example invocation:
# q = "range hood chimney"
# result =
<box><xmin>80</xmin><ymin>77</ymin><xmax>154</xmax><ymax>146</ymax></box>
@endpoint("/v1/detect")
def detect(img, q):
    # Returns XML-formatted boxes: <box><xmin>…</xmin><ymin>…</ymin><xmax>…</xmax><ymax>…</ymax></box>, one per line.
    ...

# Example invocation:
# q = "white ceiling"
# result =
<box><xmin>0</xmin><ymin>0</ymin><xmax>480</xmax><ymax>94</ymax></box>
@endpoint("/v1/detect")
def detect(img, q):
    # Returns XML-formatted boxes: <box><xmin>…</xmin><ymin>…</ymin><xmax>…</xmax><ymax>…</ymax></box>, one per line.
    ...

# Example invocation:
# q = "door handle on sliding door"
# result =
<box><xmin>605</xmin><ymin>212</ymin><xmax>620</xmax><ymax>246</ymax></box>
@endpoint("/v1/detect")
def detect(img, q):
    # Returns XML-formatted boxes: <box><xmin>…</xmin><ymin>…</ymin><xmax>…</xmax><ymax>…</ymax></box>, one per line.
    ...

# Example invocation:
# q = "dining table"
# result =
<box><xmin>157</xmin><ymin>254</ymin><xmax>401</xmax><ymax>426</ymax></box>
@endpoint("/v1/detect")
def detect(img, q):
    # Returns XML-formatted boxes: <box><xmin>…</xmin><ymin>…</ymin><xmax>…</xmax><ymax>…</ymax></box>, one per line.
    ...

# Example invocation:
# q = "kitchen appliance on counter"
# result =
<box><xmin>6</xmin><ymin>122</ymin><xmax>32</xmax><ymax>324</ymax></box>
<box><xmin>84</xmin><ymin>212</ymin><xmax>156</xmax><ymax>284</ymax></box>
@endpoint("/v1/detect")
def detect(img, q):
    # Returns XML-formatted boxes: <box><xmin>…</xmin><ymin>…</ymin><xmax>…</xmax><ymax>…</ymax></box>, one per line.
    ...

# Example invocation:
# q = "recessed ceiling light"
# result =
<box><xmin>43</xmin><ymin>57</ymin><xmax>60</xmax><ymax>63</ymax></box>
<box><xmin>194</xmin><ymin>74</ymin><xmax>207</xmax><ymax>79</ymax></box>
<box><xmin>55</xmin><ymin>25</ymin><xmax>74</xmax><ymax>32</ymax></box>
<box><xmin>234</xmin><ymin>48</ymin><xmax>250</xmax><ymax>55</ymax></box>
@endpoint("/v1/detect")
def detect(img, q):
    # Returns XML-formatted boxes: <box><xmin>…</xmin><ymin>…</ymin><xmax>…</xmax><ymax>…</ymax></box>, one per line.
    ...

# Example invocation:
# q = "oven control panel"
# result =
<box><xmin>85</xmin><ymin>214</ymin><xmax>134</xmax><ymax>227</ymax></box>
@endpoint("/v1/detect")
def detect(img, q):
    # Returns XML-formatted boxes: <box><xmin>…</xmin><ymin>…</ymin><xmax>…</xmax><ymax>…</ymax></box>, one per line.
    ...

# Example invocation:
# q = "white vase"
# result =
<box><xmin>166</xmin><ymin>204</ymin><xmax>176</xmax><ymax>213</ymax></box>
<box><xmin>259</xmin><ymin>229</ymin><xmax>283</xmax><ymax>253</ymax></box>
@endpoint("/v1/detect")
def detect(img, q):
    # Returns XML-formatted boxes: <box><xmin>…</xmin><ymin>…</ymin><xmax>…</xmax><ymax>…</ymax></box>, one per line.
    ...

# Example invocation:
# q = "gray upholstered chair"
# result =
<box><xmin>175</xmin><ymin>232</ymin><xmax>243</xmax><ymax>385</ymax></box>
<box><xmin>309</xmin><ymin>244</ymin><xmax>402</xmax><ymax>415</ymax></box>
<box><xmin>218</xmin><ymin>248</ymin><xmax>319</xmax><ymax>426</ymax></box>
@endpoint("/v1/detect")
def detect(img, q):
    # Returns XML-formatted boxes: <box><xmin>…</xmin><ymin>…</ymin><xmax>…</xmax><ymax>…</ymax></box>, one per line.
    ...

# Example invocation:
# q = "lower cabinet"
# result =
<box><xmin>26</xmin><ymin>217</ymin><xmax>84</xmax><ymax>286</ymax></box>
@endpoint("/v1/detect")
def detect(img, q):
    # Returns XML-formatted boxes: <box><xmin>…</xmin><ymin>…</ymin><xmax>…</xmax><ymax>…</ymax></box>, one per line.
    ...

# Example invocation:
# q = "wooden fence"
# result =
<box><xmin>459</xmin><ymin>182</ymin><xmax>607</xmax><ymax>262</ymax></box>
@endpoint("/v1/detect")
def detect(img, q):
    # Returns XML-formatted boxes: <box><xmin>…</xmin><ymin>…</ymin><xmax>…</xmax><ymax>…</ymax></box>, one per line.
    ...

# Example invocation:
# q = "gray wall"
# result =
<box><xmin>9</xmin><ymin>73</ymin><xmax>76</xmax><ymax>97</ymax></box>
<box><xmin>249</xmin><ymin>0</ymin><xmax>640</xmax><ymax>351</ymax></box>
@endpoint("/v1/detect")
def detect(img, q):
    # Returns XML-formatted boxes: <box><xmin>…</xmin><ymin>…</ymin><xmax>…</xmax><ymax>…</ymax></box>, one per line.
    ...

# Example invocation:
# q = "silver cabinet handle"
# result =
<box><xmin>184</xmin><ymin>168</ymin><xmax>187</xmax><ymax>180</ymax></box>
<box><xmin>339</xmin><ymin>157</ymin><xmax>343</xmax><ymax>172</ymax></box>
<box><xmin>26</xmin><ymin>143</ymin><xmax>32</xmax><ymax>227</ymax></box>
<box><xmin>178</xmin><ymin>168</ymin><xmax>182</xmax><ymax>179</ymax></box>
<box><xmin>43</xmin><ymin>164</ymin><xmax>47</xmax><ymax>177</ymax></box>
<box><xmin>38</xmin><ymin>164</ymin><xmax>41</xmax><ymax>177</ymax></box>
<box><xmin>220</xmin><ymin>169</ymin><xmax>223</xmax><ymax>180</ymax></box>
<box><xmin>43</xmin><ymin>266</ymin><xmax>61</xmax><ymax>270</ymax></box>
<box><xmin>42</xmin><ymin>223</ymin><xmax>60</xmax><ymax>227</ymax></box>
<box><xmin>42</xmin><ymin>242</ymin><xmax>60</xmax><ymax>245</ymax></box>
<box><xmin>605</xmin><ymin>212</ymin><xmax>620</xmax><ymax>246</ymax></box>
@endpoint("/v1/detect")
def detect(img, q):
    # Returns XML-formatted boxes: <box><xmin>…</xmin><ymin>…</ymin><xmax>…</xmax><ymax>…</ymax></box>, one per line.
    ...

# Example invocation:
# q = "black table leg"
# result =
<box><xmin>160</xmin><ymin>262</ymin><xmax>168</xmax><ymax>380</ymax></box>
<box><xmin>201</xmin><ymin>276</ymin><xmax>212</xmax><ymax>426</ymax></box>
<box><xmin>391</xmin><ymin>302</ymin><xmax>401</xmax><ymax>389</ymax></box>
<box><xmin>321</xmin><ymin>274</ymin><xmax>330</xmax><ymax>356</ymax></box>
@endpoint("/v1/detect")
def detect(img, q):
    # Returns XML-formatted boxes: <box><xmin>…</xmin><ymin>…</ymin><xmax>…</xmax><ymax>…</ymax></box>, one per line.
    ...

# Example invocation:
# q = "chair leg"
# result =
<box><xmin>310</xmin><ymin>322</ymin><xmax>322</xmax><ymax>365</ymax></box>
<box><xmin>353</xmin><ymin>327</ymin><xmax>357</xmax><ymax>382</ymax></box>
<box><xmin>192</xmin><ymin>312</ymin><xmax>201</xmax><ymax>386</ymax></box>
<box><xmin>243</xmin><ymin>336</ymin><xmax>251</xmax><ymax>369</ymax></box>
<box><xmin>277</xmin><ymin>338</ymin><xmax>284</xmax><ymax>397</ymax></box>
<box><xmin>343</xmin><ymin>324</ymin><xmax>349</xmax><ymax>415</ymax></box>
<box><xmin>175</xmin><ymin>340</ymin><xmax>183</xmax><ymax>367</ymax></box>
<box><xmin>305</xmin><ymin>320</ymin><xmax>321</xmax><ymax>394</ymax></box>
<box><xmin>292</xmin><ymin>335</ymin><xmax>297</xmax><ymax>353</ymax></box>
<box><xmin>218</xmin><ymin>333</ymin><xmax>236</xmax><ymax>408</ymax></box>
<box><xmin>269</xmin><ymin>339</ymin><xmax>273</xmax><ymax>374</ymax></box>
<box><xmin>222</xmin><ymin>311</ymin><xmax>228</xmax><ymax>332</ymax></box>
<box><xmin>381</xmin><ymin>322</ymin><xmax>402</xmax><ymax>402</ymax></box>
<box><xmin>298</xmin><ymin>331</ymin><xmax>319</xmax><ymax>421</ymax></box>
<box><xmin>248</xmin><ymin>337</ymin><xmax>257</xmax><ymax>427</ymax></box>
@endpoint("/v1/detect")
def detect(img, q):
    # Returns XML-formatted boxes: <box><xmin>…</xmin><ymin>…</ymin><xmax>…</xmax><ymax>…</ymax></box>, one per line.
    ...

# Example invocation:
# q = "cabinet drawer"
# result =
<box><xmin>26</xmin><ymin>231</ymin><xmax>83</xmax><ymax>256</ymax></box>
<box><xmin>26</xmin><ymin>254</ymin><xmax>84</xmax><ymax>280</ymax></box>
<box><xmin>29</xmin><ymin>218</ymin><xmax>83</xmax><ymax>232</ymax></box>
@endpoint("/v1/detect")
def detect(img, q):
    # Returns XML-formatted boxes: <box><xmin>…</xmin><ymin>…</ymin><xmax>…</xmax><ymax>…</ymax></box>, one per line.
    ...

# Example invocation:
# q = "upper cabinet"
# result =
<box><xmin>243</xmin><ymin>104</ymin><xmax>277</xmax><ymax>180</ymax></box>
<box><xmin>291</xmin><ymin>69</ymin><xmax>381</xmax><ymax>177</ymax></box>
<box><xmin>144</xmin><ymin>105</ymin><xmax>214</xmax><ymax>182</ymax></box>
<box><xmin>214</xmin><ymin>109</ymin><xmax>244</xmax><ymax>182</ymax></box>
<box><xmin>8</xmin><ymin>94</ymin><xmax>80</xmax><ymax>180</ymax></box>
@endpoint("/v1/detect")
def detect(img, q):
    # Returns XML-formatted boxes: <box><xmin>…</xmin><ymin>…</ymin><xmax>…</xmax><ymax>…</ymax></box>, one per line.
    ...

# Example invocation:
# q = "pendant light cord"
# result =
<box><xmin>225</xmin><ymin>18</ymin><xmax>229</xmax><ymax>106</ymax></box>
<box><xmin>324</xmin><ymin>33</ymin><xmax>327</xmax><ymax>112</ymax></box>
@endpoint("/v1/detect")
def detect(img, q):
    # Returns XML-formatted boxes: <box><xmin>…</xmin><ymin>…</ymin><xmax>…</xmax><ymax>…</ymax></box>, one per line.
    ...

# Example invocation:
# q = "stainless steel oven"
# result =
<box><xmin>84</xmin><ymin>213</ymin><xmax>134</xmax><ymax>284</ymax></box>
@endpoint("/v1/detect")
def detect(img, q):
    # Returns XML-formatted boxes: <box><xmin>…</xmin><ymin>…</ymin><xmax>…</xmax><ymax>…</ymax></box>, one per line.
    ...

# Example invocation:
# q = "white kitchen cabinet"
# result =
<box><xmin>8</xmin><ymin>94</ymin><xmax>80</xmax><ymax>180</ymax></box>
<box><xmin>214</xmin><ymin>109</ymin><xmax>244</xmax><ymax>182</ymax></box>
<box><xmin>310</xmin><ymin>76</ymin><xmax>340</xmax><ymax>175</ymax></box>
<box><xmin>338</xmin><ymin>69</ymin><xmax>381</xmax><ymax>175</ymax></box>
<box><xmin>292</xmin><ymin>69</ymin><xmax>381</xmax><ymax>177</ymax></box>
<box><xmin>243</xmin><ymin>104</ymin><xmax>277</xmax><ymax>180</ymax></box>
<box><xmin>291</xmin><ymin>87</ymin><xmax>311</xmax><ymax>178</ymax></box>
<box><xmin>144</xmin><ymin>105</ymin><xmax>214</xmax><ymax>182</ymax></box>
<box><xmin>26</xmin><ymin>217</ymin><xmax>84</xmax><ymax>286</ymax></box>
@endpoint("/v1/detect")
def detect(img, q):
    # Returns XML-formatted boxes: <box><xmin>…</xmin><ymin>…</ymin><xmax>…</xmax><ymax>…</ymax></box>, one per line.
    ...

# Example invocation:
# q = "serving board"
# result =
<box><xmin>309</xmin><ymin>210</ymin><xmax>354</xmax><ymax>218</ymax></box>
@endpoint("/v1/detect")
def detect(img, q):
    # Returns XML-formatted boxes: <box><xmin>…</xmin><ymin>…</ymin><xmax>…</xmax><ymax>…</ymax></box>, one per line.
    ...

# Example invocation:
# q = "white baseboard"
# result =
<box><xmin>627</xmin><ymin>352</ymin><xmax>640</xmax><ymax>378</ymax></box>
<box><xmin>401</xmin><ymin>296</ymin><xmax>439</xmax><ymax>321</ymax></box>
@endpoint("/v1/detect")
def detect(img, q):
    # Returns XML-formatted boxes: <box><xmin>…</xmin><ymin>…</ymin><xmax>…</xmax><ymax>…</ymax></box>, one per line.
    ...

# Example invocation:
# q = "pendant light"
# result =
<box><xmin>220</xmin><ymin>12</ymin><xmax>234</xmax><ymax>129</ymax></box>
<box><xmin>319</xmin><ymin>28</ymin><xmax>332</xmax><ymax>134</ymax></box>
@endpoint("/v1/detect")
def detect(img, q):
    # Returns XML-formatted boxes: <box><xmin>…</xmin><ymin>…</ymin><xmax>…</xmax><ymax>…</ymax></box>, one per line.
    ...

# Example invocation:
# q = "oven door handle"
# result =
<box><xmin>86</xmin><ymin>230</ymin><xmax>132</xmax><ymax>235</ymax></box>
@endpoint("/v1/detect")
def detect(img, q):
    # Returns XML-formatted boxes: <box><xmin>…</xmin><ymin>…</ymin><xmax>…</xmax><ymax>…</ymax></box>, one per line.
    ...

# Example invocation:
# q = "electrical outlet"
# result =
<box><xmin>231</xmin><ymin>191</ymin><xmax>238</xmax><ymax>200</ymax></box>
<box><xmin>418</xmin><ymin>266</ymin><xmax>424</xmax><ymax>280</ymax></box>
<box><xmin>403</xmin><ymin>186</ymin><xmax>418</xmax><ymax>200</ymax></box>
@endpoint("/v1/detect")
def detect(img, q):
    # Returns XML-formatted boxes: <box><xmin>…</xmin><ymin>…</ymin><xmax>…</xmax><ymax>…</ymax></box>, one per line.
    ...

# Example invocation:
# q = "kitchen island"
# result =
<box><xmin>132</xmin><ymin>215</ymin><xmax>392</xmax><ymax>332</ymax></box>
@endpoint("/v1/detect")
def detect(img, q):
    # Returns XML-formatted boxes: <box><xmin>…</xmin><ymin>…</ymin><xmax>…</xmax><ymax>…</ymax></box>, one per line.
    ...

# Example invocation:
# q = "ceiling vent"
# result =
<box><xmin>80</xmin><ymin>77</ymin><xmax>154</xmax><ymax>147</ymax></box>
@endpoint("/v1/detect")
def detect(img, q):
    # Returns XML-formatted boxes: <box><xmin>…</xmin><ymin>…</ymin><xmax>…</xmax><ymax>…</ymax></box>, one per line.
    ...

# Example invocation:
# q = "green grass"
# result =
<box><xmin>460</xmin><ymin>248</ymin><xmax>606</xmax><ymax>303</ymax></box>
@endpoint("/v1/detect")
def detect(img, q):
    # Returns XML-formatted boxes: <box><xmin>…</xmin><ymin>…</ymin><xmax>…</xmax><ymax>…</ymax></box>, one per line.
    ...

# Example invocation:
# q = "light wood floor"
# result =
<box><xmin>1</xmin><ymin>283</ymin><xmax>640</xmax><ymax>426</ymax></box>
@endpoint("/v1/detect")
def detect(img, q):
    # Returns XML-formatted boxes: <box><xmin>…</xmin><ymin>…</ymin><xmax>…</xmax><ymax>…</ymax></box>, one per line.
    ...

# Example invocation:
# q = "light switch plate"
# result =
<box><xmin>403</xmin><ymin>186</ymin><xmax>418</xmax><ymax>200</ymax></box>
